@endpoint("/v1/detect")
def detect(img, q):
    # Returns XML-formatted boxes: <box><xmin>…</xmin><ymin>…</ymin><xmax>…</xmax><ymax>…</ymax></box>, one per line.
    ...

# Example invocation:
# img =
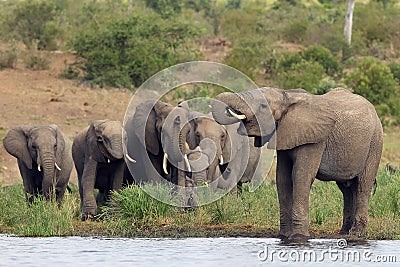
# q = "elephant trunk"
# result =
<box><xmin>212</xmin><ymin>93</ymin><xmax>249</xmax><ymax>125</ymax></box>
<box><xmin>40</xmin><ymin>151</ymin><xmax>56</xmax><ymax>200</ymax></box>
<box><xmin>167</xmin><ymin>121</ymin><xmax>190</xmax><ymax>166</ymax></box>
<box><xmin>105</xmin><ymin>134</ymin><xmax>124</xmax><ymax>160</ymax></box>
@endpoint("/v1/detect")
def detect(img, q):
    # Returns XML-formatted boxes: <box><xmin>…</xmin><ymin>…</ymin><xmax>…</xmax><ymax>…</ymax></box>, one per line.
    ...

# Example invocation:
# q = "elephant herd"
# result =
<box><xmin>2</xmin><ymin>87</ymin><xmax>383</xmax><ymax>240</ymax></box>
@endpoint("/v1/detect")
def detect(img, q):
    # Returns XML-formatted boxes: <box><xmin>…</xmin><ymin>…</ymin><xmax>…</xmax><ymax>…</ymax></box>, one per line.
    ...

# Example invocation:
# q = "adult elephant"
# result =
<box><xmin>187</xmin><ymin>113</ymin><xmax>261</xmax><ymax>191</ymax></box>
<box><xmin>212</xmin><ymin>87</ymin><xmax>383</xmax><ymax>239</ymax></box>
<box><xmin>3</xmin><ymin>125</ymin><xmax>73</xmax><ymax>205</ymax></box>
<box><xmin>72</xmin><ymin>120</ymin><xmax>132</xmax><ymax>220</ymax></box>
<box><xmin>124</xmin><ymin>100</ymin><xmax>192</xmax><ymax>187</ymax></box>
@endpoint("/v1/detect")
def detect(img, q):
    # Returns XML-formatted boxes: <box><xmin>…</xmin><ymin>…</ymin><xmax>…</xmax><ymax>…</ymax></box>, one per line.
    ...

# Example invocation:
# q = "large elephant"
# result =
<box><xmin>3</xmin><ymin>125</ymin><xmax>73</xmax><ymax>205</ymax></box>
<box><xmin>72</xmin><ymin>120</ymin><xmax>132</xmax><ymax>220</ymax></box>
<box><xmin>212</xmin><ymin>87</ymin><xmax>383</xmax><ymax>239</ymax></box>
<box><xmin>124</xmin><ymin>100</ymin><xmax>192</xmax><ymax>187</ymax></box>
<box><xmin>187</xmin><ymin>113</ymin><xmax>261</xmax><ymax>191</ymax></box>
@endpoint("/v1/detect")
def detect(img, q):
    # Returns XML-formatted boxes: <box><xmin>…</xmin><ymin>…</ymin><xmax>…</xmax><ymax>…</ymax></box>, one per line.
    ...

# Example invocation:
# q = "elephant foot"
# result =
<box><xmin>288</xmin><ymin>233</ymin><xmax>311</xmax><ymax>242</ymax></box>
<box><xmin>349</xmin><ymin>217</ymin><xmax>367</xmax><ymax>234</ymax></box>
<box><xmin>277</xmin><ymin>232</ymin><xmax>290</xmax><ymax>240</ymax></box>
<box><xmin>339</xmin><ymin>228</ymin><xmax>350</xmax><ymax>235</ymax></box>
<box><xmin>81</xmin><ymin>212</ymin><xmax>95</xmax><ymax>221</ymax></box>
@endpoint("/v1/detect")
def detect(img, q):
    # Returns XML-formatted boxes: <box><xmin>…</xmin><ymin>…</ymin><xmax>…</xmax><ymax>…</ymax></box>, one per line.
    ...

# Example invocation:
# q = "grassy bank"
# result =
<box><xmin>0</xmin><ymin>170</ymin><xmax>399</xmax><ymax>239</ymax></box>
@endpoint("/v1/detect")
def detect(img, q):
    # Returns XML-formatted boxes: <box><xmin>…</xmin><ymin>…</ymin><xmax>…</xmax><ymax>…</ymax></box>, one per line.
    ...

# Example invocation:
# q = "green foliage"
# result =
<box><xmin>316</xmin><ymin>77</ymin><xmax>347</xmax><ymax>95</ymax></box>
<box><xmin>275</xmin><ymin>60</ymin><xmax>326</xmax><ymax>93</ymax></box>
<box><xmin>345</xmin><ymin>57</ymin><xmax>400</xmax><ymax>123</ymax></box>
<box><xmin>302</xmin><ymin>45</ymin><xmax>340</xmax><ymax>77</ymax></box>
<box><xmin>146</xmin><ymin>0</ymin><xmax>183</xmax><ymax>18</ymax></box>
<box><xmin>2</xmin><ymin>0</ymin><xmax>61</xmax><ymax>50</ymax></box>
<box><xmin>0</xmin><ymin>185</ymin><xmax>79</xmax><ymax>236</ymax></box>
<box><xmin>224</xmin><ymin>39</ymin><xmax>269</xmax><ymax>80</ymax></box>
<box><xmin>72</xmin><ymin>12</ymin><xmax>200</xmax><ymax>88</ymax></box>
<box><xmin>389</xmin><ymin>61</ymin><xmax>400</xmax><ymax>84</ymax></box>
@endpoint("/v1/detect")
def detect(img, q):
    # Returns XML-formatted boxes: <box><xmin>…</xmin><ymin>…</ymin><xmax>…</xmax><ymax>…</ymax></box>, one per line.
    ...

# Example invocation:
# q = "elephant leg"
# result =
<box><xmin>81</xmin><ymin>159</ymin><xmax>98</xmax><ymax>220</ymax></box>
<box><xmin>96</xmin><ymin>190</ymin><xmax>106</xmax><ymax>207</ymax></box>
<box><xmin>289</xmin><ymin>143</ymin><xmax>325</xmax><ymax>239</ymax></box>
<box><xmin>336</xmin><ymin>180</ymin><xmax>356</xmax><ymax>234</ymax></box>
<box><xmin>112</xmin><ymin>161</ymin><xmax>125</xmax><ymax>192</ymax></box>
<box><xmin>276</xmin><ymin>150</ymin><xmax>293</xmax><ymax>238</ymax></box>
<box><xmin>55</xmin><ymin>184</ymin><xmax>68</xmax><ymax>208</ymax></box>
<box><xmin>351</xmin><ymin>135</ymin><xmax>382</xmax><ymax>234</ymax></box>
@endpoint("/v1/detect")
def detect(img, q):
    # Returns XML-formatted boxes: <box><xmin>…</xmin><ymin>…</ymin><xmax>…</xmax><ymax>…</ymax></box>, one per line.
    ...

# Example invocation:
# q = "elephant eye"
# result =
<box><xmin>97</xmin><ymin>136</ymin><xmax>103</xmax><ymax>142</ymax></box>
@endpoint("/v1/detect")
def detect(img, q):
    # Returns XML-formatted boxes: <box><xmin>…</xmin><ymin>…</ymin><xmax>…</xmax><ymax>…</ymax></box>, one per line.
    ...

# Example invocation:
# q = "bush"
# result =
<box><xmin>302</xmin><ymin>45</ymin><xmax>341</xmax><ymax>77</ymax></box>
<box><xmin>389</xmin><ymin>61</ymin><xmax>400</xmax><ymax>84</ymax></box>
<box><xmin>316</xmin><ymin>77</ymin><xmax>347</xmax><ymax>95</ymax></box>
<box><xmin>3</xmin><ymin>0</ymin><xmax>60</xmax><ymax>50</ymax></box>
<box><xmin>224</xmin><ymin>38</ymin><xmax>270</xmax><ymax>80</ymax></box>
<box><xmin>24</xmin><ymin>53</ymin><xmax>50</xmax><ymax>70</ymax></box>
<box><xmin>346</xmin><ymin>57</ymin><xmax>400</xmax><ymax>123</ymax></box>
<box><xmin>0</xmin><ymin>48</ymin><xmax>18</xmax><ymax>69</ymax></box>
<box><xmin>72</xmin><ymin>12</ymin><xmax>200</xmax><ymax>88</ymax></box>
<box><xmin>275</xmin><ymin>60</ymin><xmax>326</xmax><ymax>93</ymax></box>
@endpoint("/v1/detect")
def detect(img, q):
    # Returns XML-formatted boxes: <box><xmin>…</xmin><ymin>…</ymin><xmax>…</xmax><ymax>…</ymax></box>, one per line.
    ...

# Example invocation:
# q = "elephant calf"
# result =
<box><xmin>72</xmin><ymin>120</ymin><xmax>132</xmax><ymax>220</ymax></box>
<box><xmin>3</xmin><ymin>125</ymin><xmax>73</xmax><ymax>205</ymax></box>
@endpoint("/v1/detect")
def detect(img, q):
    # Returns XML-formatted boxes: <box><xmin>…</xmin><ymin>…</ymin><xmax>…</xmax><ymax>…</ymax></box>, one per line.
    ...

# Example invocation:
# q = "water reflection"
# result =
<box><xmin>0</xmin><ymin>236</ymin><xmax>398</xmax><ymax>266</ymax></box>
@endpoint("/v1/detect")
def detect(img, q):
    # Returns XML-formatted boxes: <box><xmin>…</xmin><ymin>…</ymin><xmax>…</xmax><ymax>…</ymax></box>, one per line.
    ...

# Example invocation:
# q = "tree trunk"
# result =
<box><xmin>344</xmin><ymin>0</ymin><xmax>355</xmax><ymax>46</ymax></box>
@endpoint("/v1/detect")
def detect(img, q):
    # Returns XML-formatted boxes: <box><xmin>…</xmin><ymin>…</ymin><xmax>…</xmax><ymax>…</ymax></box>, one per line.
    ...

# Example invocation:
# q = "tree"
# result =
<box><xmin>344</xmin><ymin>0</ymin><xmax>355</xmax><ymax>45</ymax></box>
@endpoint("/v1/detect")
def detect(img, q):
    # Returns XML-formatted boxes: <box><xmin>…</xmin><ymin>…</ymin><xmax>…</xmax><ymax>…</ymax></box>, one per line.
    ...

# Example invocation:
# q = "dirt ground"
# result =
<box><xmin>0</xmin><ymin>52</ymin><xmax>133</xmax><ymax>186</ymax></box>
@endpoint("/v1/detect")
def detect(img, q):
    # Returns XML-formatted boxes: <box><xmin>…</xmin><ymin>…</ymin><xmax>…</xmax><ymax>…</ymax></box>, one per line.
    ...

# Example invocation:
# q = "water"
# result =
<box><xmin>0</xmin><ymin>236</ymin><xmax>399</xmax><ymax>266</ymax></box>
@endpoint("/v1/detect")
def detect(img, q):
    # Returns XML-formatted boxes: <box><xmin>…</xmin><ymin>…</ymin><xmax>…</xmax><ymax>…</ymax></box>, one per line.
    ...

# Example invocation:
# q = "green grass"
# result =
<box><xmin>0</xmin><ymin>170</ymin><xmax>398</xmax><ymax>239</ymax></box>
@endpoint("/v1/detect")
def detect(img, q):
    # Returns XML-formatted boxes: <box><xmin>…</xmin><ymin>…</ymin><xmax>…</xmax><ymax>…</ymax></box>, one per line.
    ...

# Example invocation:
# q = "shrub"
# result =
<box><xmin>316</xmin><ymin>77</ymin><xmax>347</xmax><ymax>95</ymax></box>
<box><xmin>0</xmin><ymin>48</ymin><xmax>18</xmax><ymax>69</ymax></box>
<box><xmin>24</xmin><ymin>53</ymin><xmax>50</xmax><ymax>70</ymax></box>
<box><xmin>3</xmin><ymin>0</ymin><xmax>60</xmax><ymax>50</ymax></box>
<box><xmin>389</xmin><ymin>61</ymin><xmax>400</xmax><ymax>84</ymax></box>
<box><xmin>302</xmin><ymin>45</ymin><xmax>341</xmax><ymax>77</ymax></box>
<box><xmin>345</xmin><ymin>57</ymin><xmax>400</xmax><ymax>123</ymax></box>
<box><xmin>72</xmin><ymin>13</ymin><xmax>200</xmax><ymax>88</ymax></box>
<box><xmin>224</xmin><ymin>38</ymin><xmax>270</xmax><ymax>80</ymax></box>
<box><xmin>275</xmin><ymin>60</ymin><xmax>325</xmax><ymax>93</ymax></box>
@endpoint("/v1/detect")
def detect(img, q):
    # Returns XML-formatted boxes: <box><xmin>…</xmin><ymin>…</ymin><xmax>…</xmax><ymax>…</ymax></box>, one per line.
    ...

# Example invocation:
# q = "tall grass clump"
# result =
<box><xmin>0</xmin><ymin>184</ymin><xmax>80</xmax><ymax>236</ymax></box>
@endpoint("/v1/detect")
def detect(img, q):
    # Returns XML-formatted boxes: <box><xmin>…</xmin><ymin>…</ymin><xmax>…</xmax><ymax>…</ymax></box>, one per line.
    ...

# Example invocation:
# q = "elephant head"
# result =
<box><xmin>87</xmin><ymin>120</ymin><xmax>124</xmax><ymax>163</ymax></box>
<box><xmin>3</xmin><ymin>125</ymin><xmax>67</xmax><ymax>199</ymax></box>
<box><xmin>128</xmin><ymin>100</ymin><xmax>191</xmax><ymax>177</ymax></box>
<box><xmin>211</xmin><ymin>87</ymin><xmax>333</xmax><ymax>149</ymax></box>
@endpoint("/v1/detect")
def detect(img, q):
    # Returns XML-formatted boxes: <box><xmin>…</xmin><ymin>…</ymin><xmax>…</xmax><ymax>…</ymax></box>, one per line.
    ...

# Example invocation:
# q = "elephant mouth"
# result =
<box><xmin>253</xmin><ymin>128</ymin><xmax>276</xmax><ymax>147</ymax></box>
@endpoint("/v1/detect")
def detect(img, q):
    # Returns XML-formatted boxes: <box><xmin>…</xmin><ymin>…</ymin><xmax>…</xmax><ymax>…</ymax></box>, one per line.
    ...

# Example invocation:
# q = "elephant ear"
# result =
<box><xmin>221</xmin><ymin>123</ymin><xmax>242</xmax><ymax>163</ymax></box>
<box><xmin>275</xmin><ymin>91</ymin><xmax>335</xmax><ymax>150</ymax></box>
<box><xmin>49</xmin><ymin>124</ymin><xmax>66</xmax><ymax>166</ymax></box>
<box><xmin>132</xmin><ymin>100</ymin><xmax>159</xmax><ymax>155</ymax></box>
<box><xmin>3</xmin><ymin>126</ymin><xmax>33</xmax><ymax>169</ymax></box>
<box><xmin>86</xmin><ymin>120</ymin><xmax>108</xmax><ymax>162</ymax></box>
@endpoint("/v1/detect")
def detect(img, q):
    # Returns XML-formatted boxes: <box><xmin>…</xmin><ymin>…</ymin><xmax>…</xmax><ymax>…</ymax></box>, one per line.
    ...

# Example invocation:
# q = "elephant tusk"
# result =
<box><xmin>185</xmin><ymin>142</ymin><xmax>190</xmax><ymax>151</ymax></box>
<box><xmin>107</xmin><ymin>159</ymin><xmax>110</xmax><ymax>164</ymax></box>
<box><xmin>219</xmin><ymin>155</ymin><xmax>224</xmax><ymax>165</ymax></box>
<box><xmin>38</xmin><ymin>164</ymin><xmax>41</xmax><ymax>172</ymax></box>
<box><xmin>227</xmin><ymin>108</ymin><xmax>246</xmax><ymax>120</ymax></box>
<box><xmin>54</xmin><ymin>162</ymin><xmax>61</xmax><ymax>171</ymax></box>
<box><xmin>184</xmin><ymin>154</ymin><xmax>191</xmax><ymax>172</ymax></box>
<box><xmin>163</xmin><ymin>153</ymin><xmax>169</xmax><ymax>175</ymax></box>
<box><xmin>125</xmin><ymin>154</ymin><xmax>136</xmax><ymax>163</ymax></box>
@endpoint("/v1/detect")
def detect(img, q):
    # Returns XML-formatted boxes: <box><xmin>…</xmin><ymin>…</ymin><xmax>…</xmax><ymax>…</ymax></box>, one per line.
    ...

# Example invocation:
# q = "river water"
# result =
<box><xmin>0</xmin><ymin>236</ymin><xmax>399</xmax><ymax>266</ymax></box>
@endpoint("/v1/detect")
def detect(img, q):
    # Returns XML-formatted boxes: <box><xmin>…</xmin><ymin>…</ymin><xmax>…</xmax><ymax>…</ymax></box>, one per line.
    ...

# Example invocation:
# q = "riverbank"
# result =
<box><xmin>0</xmin><ymin>170</ymin><xmax>399</xmax><ymax>240</ymax></box>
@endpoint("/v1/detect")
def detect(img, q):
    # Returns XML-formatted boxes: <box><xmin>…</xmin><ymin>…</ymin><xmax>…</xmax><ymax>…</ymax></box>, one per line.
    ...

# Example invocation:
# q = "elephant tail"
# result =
<box><xmin>372</xmin><ymin>179</ymin><xmax>377</xmax><ymax>196</ymax></box>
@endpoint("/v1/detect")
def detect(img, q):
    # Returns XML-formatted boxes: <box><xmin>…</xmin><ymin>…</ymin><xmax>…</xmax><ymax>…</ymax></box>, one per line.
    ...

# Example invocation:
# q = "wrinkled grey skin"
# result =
<box><xmin>72</xmin><ymin>120</ymin><xmax>130</xmax><ymax>220</ymax></box>
<box><xmin>3</xmin><ymin>125</ymin><xmax>73</xmax><ymax>205</ymax></box>
<box><xmin>124</xmin><ymin>100</ymin><xmax>192</xmax><ymax>187</ymax></box>
<box><xmin>186</xmin><ymin>113</ymin><xmax>261</xmax><ymax>191</ymax></box>
<box><xmin>212</xmin><ymin>87</ymin><xmax>383</xmax><ymax>240</ymax></box>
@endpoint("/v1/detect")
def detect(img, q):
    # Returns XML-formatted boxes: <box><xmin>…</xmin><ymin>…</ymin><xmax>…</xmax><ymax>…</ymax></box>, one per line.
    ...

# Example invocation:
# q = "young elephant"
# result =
<box><xmin>72</xmin><ymin>120</ymin><xmax>130</xmax><ymax>220</ymax></box>
<box><xmin>3</xmin><ymin>125</ymin><xmax>73</xmax><ymax>205</ymax></box>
